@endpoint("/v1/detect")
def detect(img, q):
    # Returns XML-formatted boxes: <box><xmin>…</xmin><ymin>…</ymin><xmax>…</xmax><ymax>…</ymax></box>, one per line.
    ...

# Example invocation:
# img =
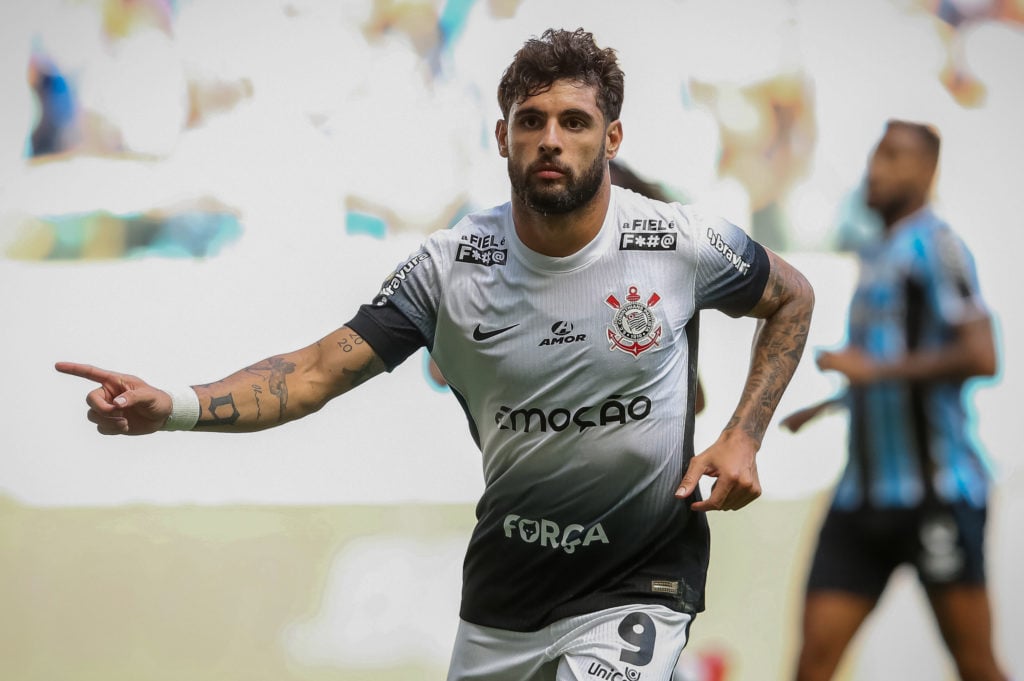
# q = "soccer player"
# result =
<box><xmin>782</xmin><ymin>121</ymin><xmax>1007</xmax><ymax>681</ymax></box>
<box><xmin>57</xmin><ymin>28</ymin><xmax>813</xmax><ymax>680</ymax></box>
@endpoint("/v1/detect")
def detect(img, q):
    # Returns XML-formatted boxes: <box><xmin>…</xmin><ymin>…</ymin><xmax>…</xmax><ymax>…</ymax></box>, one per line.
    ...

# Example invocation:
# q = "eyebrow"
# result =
<box><xmin>559</xmin><ymin>108</ymin><xmax>596</xmax><ymax>122</ymax></box>
<box><xmin>513</xmin><ymin>106</ymin><xmax>596</xmax><ymax>123</ymax></box>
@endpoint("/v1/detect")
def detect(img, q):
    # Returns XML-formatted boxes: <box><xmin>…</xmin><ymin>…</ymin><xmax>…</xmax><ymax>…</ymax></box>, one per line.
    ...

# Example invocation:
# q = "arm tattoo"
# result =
<box><xmin>729</xmin><ymin>262</ymin><xmax>813</xmax><ymax>443</ymax></box>
<box><xmin>266</xmin><ymin>357</ymin><xmax>294</xmax><ymax>421</ymax></box>
<box><xmin>336</xmin><ymin>329</ymin><xmax>365</xmax><ymax>354</ymax></box>
<box><xmin>336</xmin><ymin>329</ymin><xmax>379</xmax><ymax>390</ymax></box>
<box><xmin>196</xmin><ymin>392</ymin><xmax>241</xmax><ymax>427</ymax></box>
<box><xmin>251</xmin><ymin>383</ymin><xmax>263</xmax><ymax>421</ymax></box>
<box><xmin>245</xmin><ymin>357</ymin><xmax>296</xmax><ymax>422</ymax></box>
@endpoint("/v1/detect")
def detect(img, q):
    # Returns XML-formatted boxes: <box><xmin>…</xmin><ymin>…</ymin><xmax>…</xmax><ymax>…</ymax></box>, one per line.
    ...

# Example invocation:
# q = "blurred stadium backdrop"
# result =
<box><xmin>1</xmin><ymin>0</ymin><xmax>1021</xmax><ymax>679</ymax></box>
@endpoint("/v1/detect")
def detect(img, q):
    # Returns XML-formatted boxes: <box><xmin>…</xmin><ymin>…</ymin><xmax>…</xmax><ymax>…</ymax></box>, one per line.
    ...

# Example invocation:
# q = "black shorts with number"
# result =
<box><xmin>806</xmin><ymin>501</ymin><xmax>988</xmax><ymax>598</ymax></box>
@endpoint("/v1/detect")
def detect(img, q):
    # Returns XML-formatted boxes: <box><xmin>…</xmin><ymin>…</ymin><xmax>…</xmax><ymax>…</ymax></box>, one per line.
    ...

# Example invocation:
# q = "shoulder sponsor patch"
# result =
<box><xmin>373</xmin><ymin>251</ymin><xmax>429</xmax><ymax>305</ymax></box>
<box><xmin>706</xmin><ymin>227</ymin><xmax>751</xmax><ymax>275</ymax></box>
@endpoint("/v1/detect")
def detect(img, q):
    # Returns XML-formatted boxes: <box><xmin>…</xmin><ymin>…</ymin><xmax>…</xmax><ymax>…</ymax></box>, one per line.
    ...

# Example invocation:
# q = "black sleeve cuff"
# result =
<box><xmin>720</xmin><ymin>242</ymin><xmax>771</xmax><ymax>318</ymax></box>
<box><xmin>346</xmin><ymin>301</ymin><xmax>428</xmax><ymax>372</ymax></box>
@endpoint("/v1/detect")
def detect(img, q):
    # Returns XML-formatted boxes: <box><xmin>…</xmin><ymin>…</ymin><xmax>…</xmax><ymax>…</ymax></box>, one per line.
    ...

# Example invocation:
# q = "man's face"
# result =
<box><xmin>497</xmin><ymin>80</ymin><xmax>621</xmax><ymax>215</ymax></box>
<box><xmin>866</xmin><ymin>126</ymin><xmax>934</xmax><ymax>214</ymax></box>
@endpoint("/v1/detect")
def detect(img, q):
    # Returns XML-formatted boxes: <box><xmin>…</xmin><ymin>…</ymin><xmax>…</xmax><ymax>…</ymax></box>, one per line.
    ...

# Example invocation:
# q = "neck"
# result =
<box><xmin>511</xmin><ymin>181</ymin><xmax>612</xmax><ymax>257</ymax></box>
<box><xmin>880</xmin><ymin>196</ymin><xmax>926</xmax><ymax>231</ymax></box>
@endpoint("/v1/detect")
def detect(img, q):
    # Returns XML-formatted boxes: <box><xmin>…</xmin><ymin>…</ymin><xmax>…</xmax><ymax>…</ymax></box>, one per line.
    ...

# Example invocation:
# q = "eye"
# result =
<box><xmin>518</xmin><ymin>115</ymin><xmax>542</xmax><ymax>129</ymax></box>
<box><xmin>564</xmin><ymin>117</ymin><xmax>587</xmax><ymax>131</ymax></box>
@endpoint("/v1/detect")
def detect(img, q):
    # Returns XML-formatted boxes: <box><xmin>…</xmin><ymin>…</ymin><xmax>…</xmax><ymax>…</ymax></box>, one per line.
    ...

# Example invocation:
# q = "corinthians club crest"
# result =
<box><xmin>606</xmin><ymin>285</ymin><xmax>663</xmax><ymax>358</ymax></box>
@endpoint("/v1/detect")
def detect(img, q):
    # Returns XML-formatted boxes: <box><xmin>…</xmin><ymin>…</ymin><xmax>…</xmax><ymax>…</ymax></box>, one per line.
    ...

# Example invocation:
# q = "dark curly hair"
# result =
<box><xmin>886</xmin><ymin>119</ymin><xmax>941</xmax><ymax>164</ymax></box>
<box><xmin>497</xmin><ymin>28</ymin><xmax>624</xmax><ymax>124</ymax></box>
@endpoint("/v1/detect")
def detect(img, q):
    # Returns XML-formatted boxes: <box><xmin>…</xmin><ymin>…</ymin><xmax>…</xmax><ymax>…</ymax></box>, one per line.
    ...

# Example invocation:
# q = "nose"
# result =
<box><xmin>538</xmin><ymin>120</ymin><xmax>563</xmax><ymax>155</ymax></box>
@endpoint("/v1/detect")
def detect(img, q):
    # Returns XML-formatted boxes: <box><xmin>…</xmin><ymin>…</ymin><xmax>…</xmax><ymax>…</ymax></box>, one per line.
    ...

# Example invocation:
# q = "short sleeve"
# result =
<box><xmin>923</xmin><ymin>227</ymin><xmax>987</xmax><ymax>326</ymax></box>
<box><xmin>689</xmin><ymin>210</ymin><xmax>771</xmax><ymax>317</ymax></box>
<box><xmin>346</xmin><ymin>237</ymin><xmax>446</xmax><ymax>370</ymax></box>
<box><xmin>346</xmin><ymin>301</ymin><xmax>427</xmax><ymax>372</ymax></box>
<box><xmin>369</xmin><ymin>238</ymin><xmax>445</xmax><ymax>343</ymax></box>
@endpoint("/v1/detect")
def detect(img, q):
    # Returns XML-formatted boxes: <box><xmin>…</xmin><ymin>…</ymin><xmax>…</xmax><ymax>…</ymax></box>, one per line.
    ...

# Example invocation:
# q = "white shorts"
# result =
<box><xmin>446</xmin><ymin>604</ymin><xmax>693</xmax><ymax>681</ymax></box>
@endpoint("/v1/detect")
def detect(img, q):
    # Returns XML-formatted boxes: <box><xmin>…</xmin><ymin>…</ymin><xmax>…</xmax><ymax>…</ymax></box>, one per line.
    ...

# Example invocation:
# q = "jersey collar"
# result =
<box><xmin>506</xmin><ymin>190</ymin><xmax>617</xmax><ymax>274</ymax></box>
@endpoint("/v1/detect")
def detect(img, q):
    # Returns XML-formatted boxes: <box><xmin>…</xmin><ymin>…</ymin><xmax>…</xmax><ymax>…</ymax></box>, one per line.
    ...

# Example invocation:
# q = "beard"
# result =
<box><xmin>508</xmin><ymin>144</ymin><xmax>606</xmax><ymax>216</ymax></box>
<box><xmin>866</xmin><ymin>185</ymin><xmax>911</xmax><ymax>224</ymax></box>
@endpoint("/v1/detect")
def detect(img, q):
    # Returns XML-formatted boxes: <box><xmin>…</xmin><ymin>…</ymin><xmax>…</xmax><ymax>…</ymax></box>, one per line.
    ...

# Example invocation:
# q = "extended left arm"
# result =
<box><xmin>677</xmin><ymin>250</ymin><xmax>814</xmax><ymax>510</ymax></box>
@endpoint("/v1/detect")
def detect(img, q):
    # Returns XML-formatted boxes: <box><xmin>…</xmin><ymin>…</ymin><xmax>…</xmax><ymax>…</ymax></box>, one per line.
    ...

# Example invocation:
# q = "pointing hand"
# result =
<box><xmin>55</xmin><ymin>362</ymin><xmax>172</xmax><ymax>435</ymax></box>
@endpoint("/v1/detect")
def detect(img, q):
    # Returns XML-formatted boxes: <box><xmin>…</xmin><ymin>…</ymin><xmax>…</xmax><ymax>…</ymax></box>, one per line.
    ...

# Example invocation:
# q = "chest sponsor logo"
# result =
<box><xmin>373</xmin><ymin>252</ymin><xmax>430</xmax><ymax>305</ymax></box>
<box><xmin>494</xmin><ymin>394</ymin><xmax>652</xmax><ymax>433</ymax></box>
<box><xmin>606</xmin><ymin>285</ymin><xmax>663</xmax><ymax>358</ymax></box>
<box><xmin>539</xmin><ymin>320</ymin><xmax>587</xmax><ymax>346</ymax></box>
<box><xmin>706</xmin><ymin>227</ymin><xmax>751</xmax><ymax>275</ymax></box>
<box><xmin>455</xmin><ymin>233</ymin><xmax>507</xmax><ymax>266</ymax></box>
<box><xmin>620</xmin><ymin>218</ymin><xmax>676</xmax><ymax>251</ymax></box>
<box><xmin>503</xmin><ymin>514</ymin><xmax>609</xmax><ymax>555</ymax></box>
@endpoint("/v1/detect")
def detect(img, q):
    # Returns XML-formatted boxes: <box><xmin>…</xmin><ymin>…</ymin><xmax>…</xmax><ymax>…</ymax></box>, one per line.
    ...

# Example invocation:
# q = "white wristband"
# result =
<box><xmin>162</xmin><ymin>387</ymin><xmax>200</xmax><ymax>431</ymax></box>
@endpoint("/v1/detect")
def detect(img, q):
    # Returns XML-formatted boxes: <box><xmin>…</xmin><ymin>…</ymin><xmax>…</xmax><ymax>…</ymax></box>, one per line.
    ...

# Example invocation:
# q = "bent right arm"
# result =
<box><xmin>56</xmin><ymin>325</ymin><xmax>386</xmax><ymax>435</ymax></box>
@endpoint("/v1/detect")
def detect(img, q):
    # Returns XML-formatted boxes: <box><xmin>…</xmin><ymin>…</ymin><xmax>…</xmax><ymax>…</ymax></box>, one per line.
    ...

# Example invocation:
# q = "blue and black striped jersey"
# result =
<box><xmin>836</xmin><ymin>207</ymin><xmax>992</xmax><ymax>511</ymax></box>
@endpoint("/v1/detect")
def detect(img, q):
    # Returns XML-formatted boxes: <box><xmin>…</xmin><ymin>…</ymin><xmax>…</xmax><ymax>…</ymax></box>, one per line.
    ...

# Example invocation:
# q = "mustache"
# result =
<box><xmin>527</xmin><ymin>157</ymin><xmax>572</xmax><ymax>175</ymax></box>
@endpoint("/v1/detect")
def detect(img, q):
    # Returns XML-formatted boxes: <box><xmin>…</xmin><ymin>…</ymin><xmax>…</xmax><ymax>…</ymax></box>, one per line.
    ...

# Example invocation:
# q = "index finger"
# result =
<box><xmin>55</xmin><ymin>362</ymin><xmax>121</xmax><ymax>384</ymax></box>
<box><xmin>674</xmin><ymin>456</ymin><xmax>709</xmax><ymax>499</ymax></box>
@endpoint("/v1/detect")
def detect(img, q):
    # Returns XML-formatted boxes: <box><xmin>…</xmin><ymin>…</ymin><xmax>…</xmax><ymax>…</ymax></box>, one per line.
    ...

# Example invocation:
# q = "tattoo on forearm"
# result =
<box><xmin>196</xmin><ymin>392</ymin><xmax>241</xmax><ymax>427</ymax></box>
<box><xmin>244</xmin><ymin>357</ymin><xmax>296</xmax><ymax>422</ymax></box>
<box><xmin>729</xmin><ymin>264</ymin><xmax>813</xmax><ymax>442</ymax></box>
<box><xmin>251</xmin><ymin>383</ymin><xmax>263</xmax><ymax>421</ymax></box>
<box><xmin>267</xmin><ymin>358</ymin><xmax>294</xmax><ymax>420</ymax></box>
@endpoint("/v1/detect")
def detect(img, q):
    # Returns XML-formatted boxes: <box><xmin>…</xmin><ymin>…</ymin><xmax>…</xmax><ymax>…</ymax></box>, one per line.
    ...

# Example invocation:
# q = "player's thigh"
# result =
<box><xmin>447</xmin><ymin>619</ymin><xmax>556</xmax><ymax>681</ymax></box>
<box><xmin>555</xmin><ymin>605</ymin><xmax>692</xmax><ymax>681</ymax></box>
<box><xmin>806</xmin><ymin>508</ymin><xmax>907</xmax><ymax>599</ymax></box>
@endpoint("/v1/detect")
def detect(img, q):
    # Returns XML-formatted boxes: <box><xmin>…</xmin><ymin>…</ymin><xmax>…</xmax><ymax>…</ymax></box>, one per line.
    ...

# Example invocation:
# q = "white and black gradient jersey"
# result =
<box><xmin>347</xmin><ymin>186</ymin><xmax>770</xmax><ymax>632</ymax></box>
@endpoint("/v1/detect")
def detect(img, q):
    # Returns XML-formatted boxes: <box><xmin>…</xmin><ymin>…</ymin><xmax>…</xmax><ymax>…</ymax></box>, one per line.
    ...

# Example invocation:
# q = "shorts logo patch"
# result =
<box><xmin>606</xmin><ymin>286</ymin><xmax>663</xmax><ymax>358</ymax></box>
<box><xmin>918</xmin><ymin>512</ymin><xmax>965</xmax><ymax>582</ymax></box>
<box><xmin>587</xmin><ymin>661</ymin><xmax>639</xmax><ymax>680</ymax></box>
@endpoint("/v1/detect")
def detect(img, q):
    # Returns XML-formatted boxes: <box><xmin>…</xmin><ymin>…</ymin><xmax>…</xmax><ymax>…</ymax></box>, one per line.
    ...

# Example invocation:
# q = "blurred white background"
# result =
<box><xmin>1</xmin><ymin>1</ymin><xmax>1020</xmax><ymax>679</ymax></box>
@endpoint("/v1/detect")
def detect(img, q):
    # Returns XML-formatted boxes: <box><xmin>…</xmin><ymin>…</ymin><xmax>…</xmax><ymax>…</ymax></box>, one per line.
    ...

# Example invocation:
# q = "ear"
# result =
<box><xmin>495</xmin><ymin>119</ymin><xmax>509</xmax><ymax>158</ymax></box>
<box><xmin>605</xmin><ymin>120</ymin><xmax>623</xmax><ymax>160</ymax></box>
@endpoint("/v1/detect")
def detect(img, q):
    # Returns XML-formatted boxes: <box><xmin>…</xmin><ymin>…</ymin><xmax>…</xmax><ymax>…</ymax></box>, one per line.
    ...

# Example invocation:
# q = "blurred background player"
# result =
<box><xmin>781</xmin><ymin>120</ymin><xmax>1006</xmax><ymax>681</ymax></box>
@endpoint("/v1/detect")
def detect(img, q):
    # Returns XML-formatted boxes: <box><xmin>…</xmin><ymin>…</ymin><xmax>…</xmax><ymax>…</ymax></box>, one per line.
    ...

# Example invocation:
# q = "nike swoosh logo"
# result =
<box><xmin>472</xmin><ymin>323</ymin><xmax>519</xmax><ymax>341</ymax></box>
